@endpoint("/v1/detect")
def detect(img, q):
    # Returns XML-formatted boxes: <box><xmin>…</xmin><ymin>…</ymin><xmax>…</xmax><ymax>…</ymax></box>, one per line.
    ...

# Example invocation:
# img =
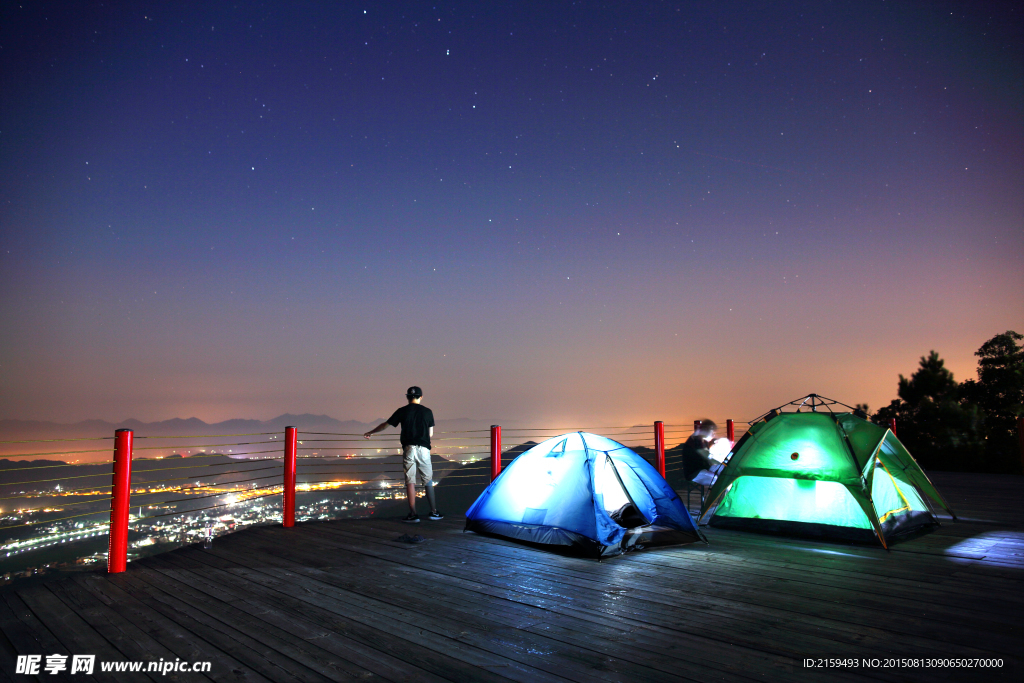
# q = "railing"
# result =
<box><xmin>1</xmin><ymin>429</ymin><xmax>290</xmax><ymax>580</ymax></box>
<box><xmin>0</xmin><ymin>418</ymin><xmax>745</xmax><ymax>578</ymax></box>
<box><xmin>1</xmin><ymin>434</ymin><xmax>117</xmax><ymax>579</ymax></box>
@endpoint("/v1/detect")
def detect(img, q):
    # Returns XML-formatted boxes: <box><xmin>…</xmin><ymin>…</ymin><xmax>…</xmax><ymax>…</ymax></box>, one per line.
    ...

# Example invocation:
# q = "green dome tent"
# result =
<box><xmin>698</xmin><ymin>395</ymin><xmax>956</xmax><ymax>549</ymax></box>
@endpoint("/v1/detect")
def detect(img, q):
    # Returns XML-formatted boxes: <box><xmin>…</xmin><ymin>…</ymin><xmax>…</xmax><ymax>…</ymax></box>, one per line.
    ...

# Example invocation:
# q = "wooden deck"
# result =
<box><xmin>1</xmin><ymin>472</ymin><xmax>1021</xmax><ymax>682</ymax></box>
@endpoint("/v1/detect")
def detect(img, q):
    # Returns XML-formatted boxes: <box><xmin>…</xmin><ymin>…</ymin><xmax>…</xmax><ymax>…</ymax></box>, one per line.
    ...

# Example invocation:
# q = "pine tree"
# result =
<box><xmin>873</xmin><ymin>351</ymin><xmax>984</xmax><ymax>471</ymax></box>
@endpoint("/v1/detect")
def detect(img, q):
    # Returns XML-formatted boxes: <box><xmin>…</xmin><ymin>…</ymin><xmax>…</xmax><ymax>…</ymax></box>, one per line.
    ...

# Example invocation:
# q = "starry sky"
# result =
<box><xmin>1</xmin><ymin>1</ymin><xmax>1021</xmax><ymax>427</ymax></box>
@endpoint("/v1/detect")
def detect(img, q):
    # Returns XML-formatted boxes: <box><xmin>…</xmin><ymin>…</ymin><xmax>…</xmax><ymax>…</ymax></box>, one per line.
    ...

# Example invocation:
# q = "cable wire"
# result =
<box><xmin>0</xmin><ymin>436</ymin><xmax>114</xmax><ymax>444</ymax></box>
<box><xmin>0</xmin><ymin>509</ymin><xmax>110</xmax><ymax>531</ymax></box>
<box><xmin>7</xmin><ymin>470</ymin><xmax>121</xmax><ymax>485</ymax></box>
<box><xmin>135</xmin><ymin>480</ymin><xmax>283</xmax><ymax>506</ymax></box>
<box><xmin>131</xmin><ymin>473</ymin><xmax>284</xmax><ymax>497</ymax></box>
<box><xmin>0</xmin><ymin>460</ymin><xmax>116</xmax><ymax>471</ymax></box>
<box><xmin>131</xmin><ymin>460</ymin><xmax>281</xmax><ymax>475</ymax></box>
<box><xmin>11</xmin><ymin>496</ymin><xmax>114</xmax><ymax>510</ymax></box>
<box><xmin>128</xmin><ymin>465</ymin><xmax>283</xmax><ymax>487</ymax></box>
<box><xmin>133</xmin><ymin>440</ymin><xmax>279</xmax><ymax>451</ymax></box>
<box><xmin>2</xmin><ymin>448</ymin><xmax>114</xmax><ymax>459</ymax></box>
<box><xmin>134</xmin><ymin>491</ymin><xmax>281</xmax><ymax>521</ymax></box>
<box><xmin>0</xmin><ymin>483</ymin><xmax>114</xmax><ymax>500</ymax></box>
<box><xmin>132</xmin><ymin>450</ymin><xmax>282</xmax><ymax>461</ymax></box>
<box><xmin>136</xmin><ymin>432</ymin><xmax>282</xmax><ymax>439</ymax></box>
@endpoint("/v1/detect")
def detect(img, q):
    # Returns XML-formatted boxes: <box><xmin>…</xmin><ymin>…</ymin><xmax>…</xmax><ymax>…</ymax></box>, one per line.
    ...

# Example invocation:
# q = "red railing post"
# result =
<box><xmin>283</xmin><ymin>426</ymin><xmax>297</xmax><ymax>527</ymax></box>
<box><xmin>107</xmin><ymin>429</ymin><xmax>133</xmax><ymax>574</ymax></box>
<box><xmin>490</xmin><ymin>425</ymin><xmax>502</xmax><ymax>481</ymax></box>
<box><xmin>654</xmin><ymin>421</ymin><xmax>665</xmax><ymax>477</ymax></box>
<box><xmin>726</xmin><ymin>419</ymin><xmax>735</xmax><ymax>444</ymax></box>
<box><xmin>887</xmin><ymin>418</ymin><xmax>897</xmax><ymax>436</ymax></box>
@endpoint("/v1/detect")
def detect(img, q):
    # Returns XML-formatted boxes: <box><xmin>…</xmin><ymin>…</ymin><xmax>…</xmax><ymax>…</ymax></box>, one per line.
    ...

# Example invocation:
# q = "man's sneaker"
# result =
<box><xmin>403</xmin><ymin>513</ymin><xmax>420</xmax><ymax>523</ymax></box>
<box><xmin>428</xmin><ymin>511</ymin><xmax>444</xmax><ymax>521</ymax></box>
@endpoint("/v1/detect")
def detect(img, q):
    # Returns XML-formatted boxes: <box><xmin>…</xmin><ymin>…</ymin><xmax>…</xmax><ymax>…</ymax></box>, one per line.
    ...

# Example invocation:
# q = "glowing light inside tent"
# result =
<box><xmin>784</xmin><ymin>441</ymin><xmax>823</xmax><ymax>467</ymax></box>
<box><xmin>594</xmin><ymin>452</ymin><xmax>630</xmax><ymax>514</ymax></box>
<box><xmin>704</xmin><ymin>411</ymin><xmax>953</xmax><ymax>542</ymax></box>
<box><xmin>465</xmin><ymin>432</ymin><xmax>704</xmax><ymax>553</ymax></box>
<box><xmin>716</xmin><ymin>476</ymin><xmax>872</xmax><ymax>528</ymax></box>
<box><xmin>708</xmin><ymin>437</ymin><xmax>731</xmax><ymax>460</ymax></box>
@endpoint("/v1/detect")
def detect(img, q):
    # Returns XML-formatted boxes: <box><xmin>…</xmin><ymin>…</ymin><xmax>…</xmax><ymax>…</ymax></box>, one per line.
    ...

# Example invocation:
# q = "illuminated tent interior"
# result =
<box><xmin>699</xmin><ymin>395</ymin><xmax>956</xmax><ymax>548</ymax></box>
<box><xmin>465</xmin><ymin>432</ymin><xmax>706</xmax><ymax>557</ymax></box>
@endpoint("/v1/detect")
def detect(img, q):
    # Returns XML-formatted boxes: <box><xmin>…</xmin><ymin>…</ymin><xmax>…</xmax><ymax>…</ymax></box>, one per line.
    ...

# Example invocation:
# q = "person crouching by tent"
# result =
<box><xmin>682</xmin><ymin>420</ymin><xmax>725</xmax><ymax>486</ymax></box>
<box><xmin>363</xmin><ymin>386</ymin><xmax>443</xmax><ymax>523</ymax></box>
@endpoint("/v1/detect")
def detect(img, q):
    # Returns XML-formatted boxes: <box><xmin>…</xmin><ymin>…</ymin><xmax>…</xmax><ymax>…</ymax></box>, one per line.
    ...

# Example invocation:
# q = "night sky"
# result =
<box><xmin>1</xmin><ymin>1</ymin><xmax>1021</xmax><ymax>427</ymax></box>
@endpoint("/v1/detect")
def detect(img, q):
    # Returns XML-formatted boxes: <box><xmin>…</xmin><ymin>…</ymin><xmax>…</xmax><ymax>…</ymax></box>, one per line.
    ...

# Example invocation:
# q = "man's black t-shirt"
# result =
<box><xmin>387</xmin><ymin>403</ymin><xmax>434</xmax><ymax>449</ymax></box>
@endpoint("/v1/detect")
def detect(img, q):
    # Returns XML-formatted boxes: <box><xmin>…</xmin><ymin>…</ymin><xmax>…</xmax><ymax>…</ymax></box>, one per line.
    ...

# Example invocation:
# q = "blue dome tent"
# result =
<box><xmin>465</xmin><ymin>432</ymin><xmax>706</xmax><ymax>557</ymax></box>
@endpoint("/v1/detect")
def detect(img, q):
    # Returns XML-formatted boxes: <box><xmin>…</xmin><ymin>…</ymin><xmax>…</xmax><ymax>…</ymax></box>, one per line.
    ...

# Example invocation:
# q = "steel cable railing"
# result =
<box><xmin>0</xmin><ymin>431</ymin><xmax>291</xmax><ymax>581</ymax></box>
<box><xmin>119</xmin><ymin>433</ymin><xmax>290</xmax><ymax>568</ymax></box>
<box><xmin>1</xmin><ymin>434</ymin><xmax>133</xmax><ymax>582</ymax></box>
<box><xmin>290</xmin><ymin>427</ymin><xmax>494</xmax><ymax>517</ymax></box>
<box><xmin>291</xmin><ymin>430</ymin><xmax>491</xmax><ymax>492</ymax></box>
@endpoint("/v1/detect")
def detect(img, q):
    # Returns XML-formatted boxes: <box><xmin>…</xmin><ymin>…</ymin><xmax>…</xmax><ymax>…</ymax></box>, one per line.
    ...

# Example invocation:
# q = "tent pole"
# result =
<box><xmin>581</xmin><ymin>432</ymin><xmax>652</xmax><ymax>530</ymax></box>
<box><xmin>851</xmin><ymin>489</ymin><xmax>889</xmax><ymax>550</ymax></box>
<box><xmin>831</xmin><ymin>414</ymin><xmax>869</xmax><ymax>480</ymax></box>
<box><xmin>698</xmin><ymin>425</ymin><xmax>765</xmax><ymax>522</ymax></box>
<box><xmin>833</xmin><ymin>415</ymin><xmax>889</xmax><ymax>549</ymax></box>
<box><xmin>698</xmin><ymin>485</ymin><xmax>731</xmax><ymax>526</ymax></box>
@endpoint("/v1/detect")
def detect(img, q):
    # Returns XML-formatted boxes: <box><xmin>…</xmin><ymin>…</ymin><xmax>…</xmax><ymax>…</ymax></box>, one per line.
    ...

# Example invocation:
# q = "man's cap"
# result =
<box><xmin>406</xmin><ymin>386</ymin><xmax>423</xmax><ymax>398</ymax></box>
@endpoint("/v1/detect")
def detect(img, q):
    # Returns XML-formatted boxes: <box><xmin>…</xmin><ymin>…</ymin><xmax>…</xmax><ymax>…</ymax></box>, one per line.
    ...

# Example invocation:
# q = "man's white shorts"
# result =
<box><xmin>402</xmin><ymin>445</ymin><xmax>432</xmax><ymax>487</ymax></box>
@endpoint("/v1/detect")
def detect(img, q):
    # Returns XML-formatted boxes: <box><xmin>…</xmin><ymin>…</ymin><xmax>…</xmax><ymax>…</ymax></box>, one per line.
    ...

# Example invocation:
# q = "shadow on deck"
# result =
<box><xmin>1</xmin><ymin>472</ymin><xmax>1021</xmax><ymax>682</ymax></box>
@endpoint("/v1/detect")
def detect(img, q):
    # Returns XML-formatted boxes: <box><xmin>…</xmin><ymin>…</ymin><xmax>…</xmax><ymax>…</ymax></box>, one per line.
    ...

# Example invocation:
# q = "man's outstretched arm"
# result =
<box><xmin>363</xmin><ymin>422</ymin><xmax>390</xmax><ymax>439</ymax></box>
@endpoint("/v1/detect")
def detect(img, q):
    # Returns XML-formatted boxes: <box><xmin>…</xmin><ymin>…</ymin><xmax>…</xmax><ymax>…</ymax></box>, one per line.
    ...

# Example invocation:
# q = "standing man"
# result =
<box><xmin>364</xmin><ymin>386</ymin><xmax>442</xmax><ymax>522</ymax></box>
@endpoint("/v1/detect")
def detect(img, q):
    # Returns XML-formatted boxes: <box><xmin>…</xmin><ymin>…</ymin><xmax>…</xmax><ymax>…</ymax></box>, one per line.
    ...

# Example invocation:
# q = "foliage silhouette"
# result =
<box><xmin>874</xmin><ymin>352</ymin><xmax>984</xmax><ymax>471</ymax></box>
<box><xmin>873</xmin><ymin>331</ymin><xmax>1022</xmax><ymax>473</ymax></box>
<box><xmin>962</xmin><ymin>331</ymin><xmax>1024</xmax><ymax>473</ymax></box>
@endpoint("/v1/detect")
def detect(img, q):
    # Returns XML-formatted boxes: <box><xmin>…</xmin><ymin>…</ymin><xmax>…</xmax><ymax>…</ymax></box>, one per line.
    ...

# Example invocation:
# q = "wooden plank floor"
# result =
<box><xmin>1</xmin><ymin>472</ymin><xmax>1021</xmax><ymax>682</ymax></box>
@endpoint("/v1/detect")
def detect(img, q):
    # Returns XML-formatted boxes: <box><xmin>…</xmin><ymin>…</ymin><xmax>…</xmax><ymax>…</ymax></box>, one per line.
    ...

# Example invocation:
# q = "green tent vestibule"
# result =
<box><xmin>698</xmin><ymin>395</ymin><xmax>956</xmax><ymax>548</ymax></box>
